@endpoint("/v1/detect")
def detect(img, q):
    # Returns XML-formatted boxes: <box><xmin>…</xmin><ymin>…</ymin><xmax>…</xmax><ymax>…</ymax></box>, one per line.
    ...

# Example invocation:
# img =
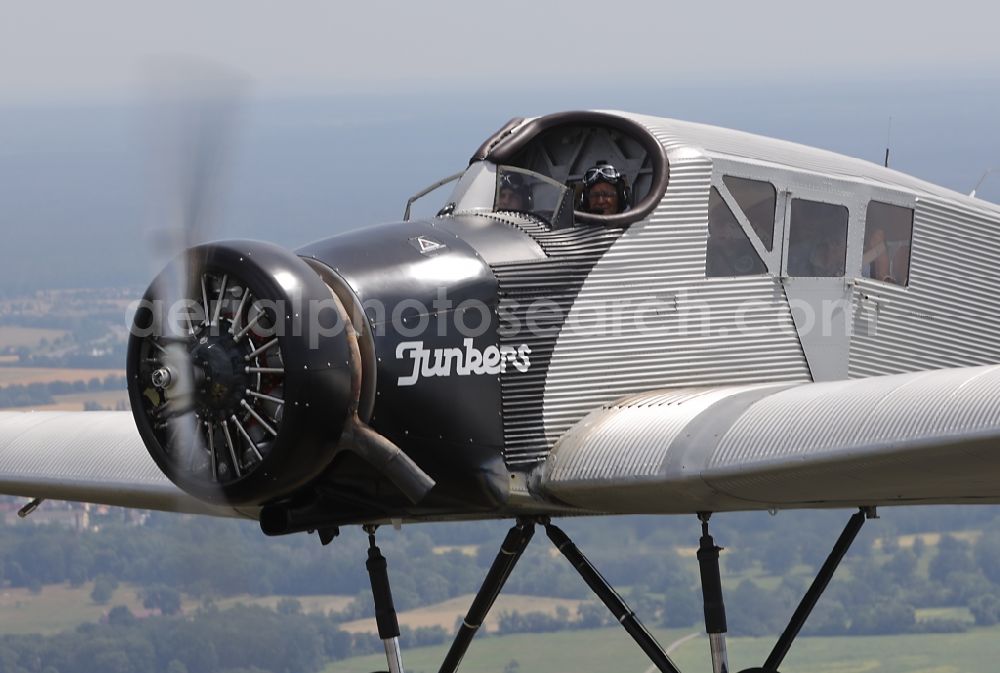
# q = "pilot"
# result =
<box><xmin>496</xmin><ymin>173</ymin><xmax>532</xmax><ymax>211</ymax></box>
<box><xmin>582</xmin><ymin>161</ymin><xmax>631</xmax><ymax>215</ymax></box>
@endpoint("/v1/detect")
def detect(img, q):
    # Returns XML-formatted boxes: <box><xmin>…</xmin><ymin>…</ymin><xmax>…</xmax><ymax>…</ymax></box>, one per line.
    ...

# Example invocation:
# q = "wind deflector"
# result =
<box><xmin>476</xmin><ymin>111</ymin><xmax>670</xmax><ymax>227</ymax></box>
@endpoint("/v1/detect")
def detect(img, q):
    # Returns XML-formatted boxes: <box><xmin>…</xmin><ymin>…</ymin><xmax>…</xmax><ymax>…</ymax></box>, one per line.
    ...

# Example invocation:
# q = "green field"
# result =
<box><xmin>327</xmin><ymin>625</ymin><xmax>1000</xmax><ymax>673</ymax></box>
<box><xmin>0</xmin><ymin>583</ymin><xmax>353</xmax><ymax>634</ymax></box>
<box><xmin>338</xmin><ymin>594</ymin><xmax>588</xmax><ymax>634</ymax></box>
<box><xmin>0</xmin><ymin>582</ymin><xmax>149</xmax><ymax>634</ymax></box>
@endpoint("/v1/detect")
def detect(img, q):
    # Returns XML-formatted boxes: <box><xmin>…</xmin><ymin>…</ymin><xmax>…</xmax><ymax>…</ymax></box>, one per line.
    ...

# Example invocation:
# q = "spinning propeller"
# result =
<box><xmin>127</xmin><ymin>63</ymin><xmax>433</xmax><ymax>508</ymax></box>
<box><xmin>133</xmin><ymin>63</ymin><xmax>280</xmax><ymax>499</ymax></box>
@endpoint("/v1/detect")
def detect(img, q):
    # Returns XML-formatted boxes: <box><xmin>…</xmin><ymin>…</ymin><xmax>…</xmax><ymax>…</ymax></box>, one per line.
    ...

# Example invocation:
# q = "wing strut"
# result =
<box><xmin>360</xmin><ymin>509</ymin><xmax>876</xmax><ymax>673</ymax></box>
<box><xmin>438</xmin><ymin>518</ymin><xmax>535</xmax><ymax>673</ymax></box>
<box><xmin>544</xmin><ymin>520</ymin><xmax>683</xmax><ymax>673</ymax></box>
<box><xmin>729</xmin><ymin>506</ymin><xmax>876</xmax><ymax>673</ymax></box>
<box><xmin>757</xmin><ymin>507</ymin><xmax>874</xmax><ymax>672</ymax></box>
<box><xmin>437</xmin><ymin>517</ymin><xmax>682</xmax><ymax>673</ymax></box>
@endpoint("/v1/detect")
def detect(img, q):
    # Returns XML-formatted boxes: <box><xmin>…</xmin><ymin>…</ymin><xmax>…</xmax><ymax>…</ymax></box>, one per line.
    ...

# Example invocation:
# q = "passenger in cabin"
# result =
<box><xmin>496</xmin><ymin>172</ymin><xmax>532</xmax><ymax>211</ymax></box>
<box><xmin>707</xmin><ymin>218</ymin><xmax>764</xmax><ymax>276</ymax></box>
<box><xmin>808</xmin><ymin>234</ymin><xmax>845</xmax><ymax>277</ymax></box>
<box><xmin>863</xmin><ymin>227</ymin><xmax>892</xmax><ymax>281</ymax></box>
<box><xmin>789</xmin><ymin>227</ymin><xmax>845</xmax><ymax>277</ymax></box>
<box><xmin>863</xmin><ymin>227</ymin><xmax>910</xmax><ymax>285</ymax></box>
<box><xmin>582</xmin><ymin>161</ymin><xmax>631</xmax><ymax>215</ymax></box>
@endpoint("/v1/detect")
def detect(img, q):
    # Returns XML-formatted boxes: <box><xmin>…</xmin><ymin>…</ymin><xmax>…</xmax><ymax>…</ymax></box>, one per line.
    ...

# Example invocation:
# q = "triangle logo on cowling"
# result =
<box><xmin>413</xmin><ymin>236</ymin><xmax>446</xmax><ymax>254</ymax></box>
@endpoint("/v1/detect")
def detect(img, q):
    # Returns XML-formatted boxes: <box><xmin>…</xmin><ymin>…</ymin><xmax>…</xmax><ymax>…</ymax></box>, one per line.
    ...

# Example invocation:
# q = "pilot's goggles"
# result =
<box><xmin>500</xmin><ymin>173</ymin><xmax>527</xmax><ymax>190</ymax></box>
<box><xmin>583</xmin><ymin>165</ymin><xmax>623</xmax><ymax>185</ymax></box>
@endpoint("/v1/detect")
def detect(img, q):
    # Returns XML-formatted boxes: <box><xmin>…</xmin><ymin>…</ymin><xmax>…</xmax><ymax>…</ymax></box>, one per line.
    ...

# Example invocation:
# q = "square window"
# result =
<box><xmin>787</xmin><ymin>199</ymin><xmax>849</xmax><ymax>277</ymax></box>
<box><xmin>862</xmin><ymin>201</ymin><xmax>913</xmax><ymax>286</ymax></box>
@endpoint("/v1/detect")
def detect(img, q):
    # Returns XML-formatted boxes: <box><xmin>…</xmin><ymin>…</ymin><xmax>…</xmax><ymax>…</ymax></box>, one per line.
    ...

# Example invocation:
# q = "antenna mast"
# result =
<box><xmin>970</xmin><ymin>168</ymin><xmax>999</xmax><ymax>198</ymax></box>
<box><xmin>883</xmin><ymin>116</ymin><xmax>893</xmax><ymax>168</ymax></box>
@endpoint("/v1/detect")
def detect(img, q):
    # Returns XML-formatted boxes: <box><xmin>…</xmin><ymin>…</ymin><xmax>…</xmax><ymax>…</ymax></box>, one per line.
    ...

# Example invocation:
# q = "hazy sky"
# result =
<box><xmin>2</xmin><ymin>0</ymin><xmax>1000</xmax><ymax>103</ymax></box>
<box><xmin>2</xmin><ymin>2</ymin><xmax>1000</xmax><ymax>291</ymax></box>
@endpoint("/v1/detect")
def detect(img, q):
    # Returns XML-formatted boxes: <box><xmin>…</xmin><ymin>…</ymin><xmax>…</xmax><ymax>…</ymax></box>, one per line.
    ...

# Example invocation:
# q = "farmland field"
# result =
<box><xmin>0</xmin><ymin>326</ymin><xmax>68</xmax><ymax>349</ymax></box>
<box><xmin>432</xmin><ymin>544</ymin><xmax>479</xmax><ymax>557</ymax></box>
<box><xmin>0</xmin><ymin>367</ymin><xmax>124</xmax><ymax>386</ymax></box>
<box><xmin>881</xmin><ymin>530</ymin><xmax>982</xmax><ymax>549</ymax></box>
<box><xmin>338</xmin><ymin>593</ymin><xmax>588</xmax><ymax>634</ymax></box>
<box><xmin>213</xmin><ymin>593</ymin><xmax>354</xmax><ymax>615</ymax></box>
<box><xmin>0</xmin><ymin>583</ymin><xmax>354</xmax><ymax>635</ymax></box>
<box><xmin>0</xmin><ymin>582</ymin><xmax>154</xmax><ymax>634</ymax></box>
<box><xmin>328</xmin><ymin>624</ymin><xmax>1000</xmax><ymax>673</ymax></box>
<box><xmin>26</xmin><ymin>389</ymin><xmax>129</xmax><ymax>411</ymax></box>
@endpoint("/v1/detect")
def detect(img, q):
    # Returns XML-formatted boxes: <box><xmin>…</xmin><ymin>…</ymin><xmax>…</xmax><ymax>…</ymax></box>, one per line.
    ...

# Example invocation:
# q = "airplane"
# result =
<box><xmin>3</xmin><ymin>109</ymin><xmax>1000</xmax><ymax>673</ymax></box>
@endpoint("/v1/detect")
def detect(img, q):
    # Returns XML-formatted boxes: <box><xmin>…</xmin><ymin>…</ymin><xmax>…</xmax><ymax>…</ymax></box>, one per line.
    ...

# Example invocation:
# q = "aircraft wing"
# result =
<box><xmin>538</xmin><ymin>365</ymin><xmax>1000</xmax><ymax>514</ymax></box>
<box><xmin>0</xmin><ymin>411</ymin><xmax>248</xmax><ymax>518</ymax></box>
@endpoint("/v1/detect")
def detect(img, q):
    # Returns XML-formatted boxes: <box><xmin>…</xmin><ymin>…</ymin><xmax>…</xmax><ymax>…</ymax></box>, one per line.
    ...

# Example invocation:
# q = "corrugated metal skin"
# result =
<box><xmin>545</xmin><ymin>387</ymin><xmax>750</xmax><ymax>482</ymax></box>
<box><xmin>495</xmin><ymin>111</ymin><xmax>1000</xmax><ymax>467</ymax></box>
<box><xmin>615</xmin><ymin>112</ymin><xmax>1000</xmax><ymax>216</ymax></box>
<box><xmin>539</xmin><ymin>367</ymin><xmax>1000</xmax><ymax>512</ymax></box>
<box><xmin>850</xmin><ymin>196</ymin><xmax>1000</xmax><ymax>376</ymax></box>
<box><xmin>493</xmin><ymin>220</ymin><xmax>626</xmax><ymax>464</ymax></box>
<box><xmin>534</xmin><ymin>116</ymin><xmax>810</xmax><ymax>463</ymax></box>
<box><xmin>709</xmin><ymin>365</ymin><xmax>1000</xmax><ymax>468</ymax></box>
<box><xmin>0</xmin><ymin>411</ymin><xmax>241</xmax><ymax>517</ymax></box>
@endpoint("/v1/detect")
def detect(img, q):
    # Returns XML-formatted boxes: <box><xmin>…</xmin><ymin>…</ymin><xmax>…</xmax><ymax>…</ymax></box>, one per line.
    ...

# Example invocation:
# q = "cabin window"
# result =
<box><xmin>862</xmin><ymin>201</ymin><xmax>913</xmax><ymax>286</ymax></box>
<box><xmin>706</xmin><ymin>187</ymin><xmax>767</xmax><ymax>277</ymax></box>
<box><xmin>722</xmin><ymin>176</ymin><xmax>776</xmax><ymax>251</ymax></box>
<box><xmin>787</xmin><ymin>199</ymin><xmax>848</xmax><ymax>277</ymax></box>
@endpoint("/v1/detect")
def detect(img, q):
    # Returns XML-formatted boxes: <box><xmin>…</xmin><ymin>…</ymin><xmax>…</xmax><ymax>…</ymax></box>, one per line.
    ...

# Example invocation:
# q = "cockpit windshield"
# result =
<box><xmin>441</xmin><ymin>163</ymin><xmax>581</xmax><ymax>228</ymax></box>
<box><xmin>491</xmin><ymin>166</ymin><xmax>574</xmax><ymax>227</ymax></box>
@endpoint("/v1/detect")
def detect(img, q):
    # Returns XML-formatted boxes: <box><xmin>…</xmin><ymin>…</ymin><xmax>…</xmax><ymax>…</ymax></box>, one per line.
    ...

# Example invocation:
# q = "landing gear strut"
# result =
<box><xmin>364</xmin><ymin>524</ymin><xmax>405</xmax><ymax>673</ymax></box>
<box><xmin>697</xmin><ymin>513</ymin><xmax>729</xmax><ymax>673</ymax></box>
<box><xmin>359</xmin><ymin>507</ymin><xmax>875</xmax><ymax>673</ymax></box>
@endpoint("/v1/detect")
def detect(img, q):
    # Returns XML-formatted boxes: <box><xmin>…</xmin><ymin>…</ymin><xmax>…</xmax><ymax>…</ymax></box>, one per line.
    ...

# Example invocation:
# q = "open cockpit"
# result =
<box><xmin>437</xmin><ymin>111</ymin><xmax>670</xmax><ymax>228</ymax></box>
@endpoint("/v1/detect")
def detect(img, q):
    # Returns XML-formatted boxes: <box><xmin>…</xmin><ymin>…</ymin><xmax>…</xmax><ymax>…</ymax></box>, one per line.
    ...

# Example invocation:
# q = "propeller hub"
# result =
<box><xmin>150</xmin><ymin>367</ymin><xmax>174</xmax><ymax>389</ymax></box>
<box><xmin>190</xmin><ymin>332</ymin><xmax>252</xmax><ymax>418</ymax></box>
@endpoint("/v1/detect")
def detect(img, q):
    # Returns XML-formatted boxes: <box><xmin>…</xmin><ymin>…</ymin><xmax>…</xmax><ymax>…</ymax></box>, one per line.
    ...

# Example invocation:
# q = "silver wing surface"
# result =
<box><xmin>0</xmin><ymin>411</ymin><xmax>248</xmax><ymax>518</ymax></box>
<box><xmin>539</xmin><ymin>365</ymin><xmax>1000</xmax><ymax>514</ymax></box>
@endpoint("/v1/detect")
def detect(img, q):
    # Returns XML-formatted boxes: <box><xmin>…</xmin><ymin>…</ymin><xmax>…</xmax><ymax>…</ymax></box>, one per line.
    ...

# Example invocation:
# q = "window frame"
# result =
<box><xmin>722</xmin><ymin>175</ymin><xmax>778</xmax><ymax>252</ymax></box>
<box><xmin>784</xmin><ymin>197</ymin><xmax>852</xmax><ymax>278</ymax></box>
<box><xmin>711</xmin><ymin>159</ymin><xmax>918</xmax><ymax>284</ymax></box>
<box><xmin>710</xmin><ymin>168</ymin><xmax>782</xmax><ymax>275</ymax></box>
<box><xmin>861</xmin><ymin>199</ymin><xmax>915</xmax><ymax>287</ymax></box>
<box><xmin>705</xmin><ymin>186</ymin><xmax>769</xmax><ymax>278</ymax></box>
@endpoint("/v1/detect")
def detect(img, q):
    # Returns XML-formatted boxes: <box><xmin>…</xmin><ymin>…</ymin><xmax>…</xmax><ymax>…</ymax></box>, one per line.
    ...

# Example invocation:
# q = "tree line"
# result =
<box><xmin>0</xmin><ymin>602</ymin><xmax>449</xmax><ymax>673</ymax></box>
<box><xmin>0</xmin><ymin>375</ymin><xmax>126</xmax><ymax>408</ymax></box>
<box><xmin>1</xmin><ymin>507</ymin><xmax>1000</xmax><ymax>644</ymax></box>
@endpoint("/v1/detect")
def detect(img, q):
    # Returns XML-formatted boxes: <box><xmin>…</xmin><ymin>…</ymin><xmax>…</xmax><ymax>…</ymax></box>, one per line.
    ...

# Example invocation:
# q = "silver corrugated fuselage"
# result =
<box><xmin>497</xmin><ymin>111</ymin><xmax>1000</xmax><ymax>469</ymax></box>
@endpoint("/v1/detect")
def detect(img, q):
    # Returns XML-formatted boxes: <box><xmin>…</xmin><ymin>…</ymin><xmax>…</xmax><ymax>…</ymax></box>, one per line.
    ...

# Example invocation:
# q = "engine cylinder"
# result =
<box><xmin>127</xmin><ymin>240</ymin><xmax>354</xmax><ymax>506</ymax></box>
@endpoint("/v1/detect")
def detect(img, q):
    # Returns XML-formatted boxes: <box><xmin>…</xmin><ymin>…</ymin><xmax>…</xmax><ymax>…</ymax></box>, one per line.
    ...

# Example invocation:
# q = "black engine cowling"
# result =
<box><xmin>127</xmin><ymin>240</ymin><xmax>354</xmax><ymax>506</ymax></box>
